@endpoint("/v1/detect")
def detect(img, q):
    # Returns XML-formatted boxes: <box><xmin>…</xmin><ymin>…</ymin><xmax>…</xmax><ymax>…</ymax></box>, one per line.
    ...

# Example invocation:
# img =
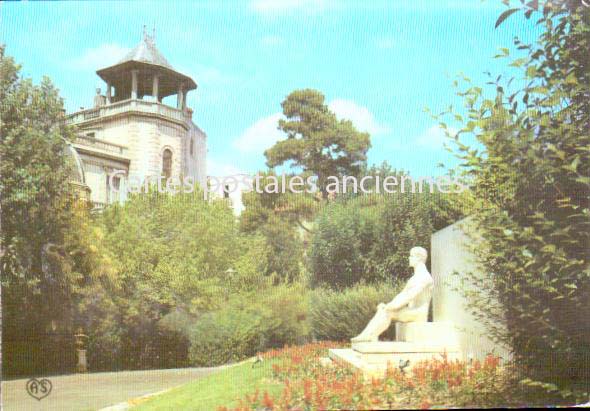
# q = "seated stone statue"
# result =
<box><xmin>351</xmin><ymin>247</ymin><xmax>433</xmax><ymax>343</ymax></box>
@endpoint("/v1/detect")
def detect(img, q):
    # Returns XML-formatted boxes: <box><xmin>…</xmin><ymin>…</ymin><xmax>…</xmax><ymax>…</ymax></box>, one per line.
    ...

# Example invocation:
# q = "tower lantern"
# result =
<box><xmin>96</xmin><ymin>30</ymin><xmax>196</xmax><ymax>109</ymax></box>
<box><xmin>66</xmin><ymin>29</ymin><xmax>207</xmax><ymax>211</ymax></box>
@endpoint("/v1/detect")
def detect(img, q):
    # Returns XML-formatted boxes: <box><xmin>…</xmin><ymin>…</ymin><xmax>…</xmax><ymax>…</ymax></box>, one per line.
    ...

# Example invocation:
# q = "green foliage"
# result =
<box><xmin>78</xmin><ymin>282</ymin><xmax>124</xmax><ymax>371</ymax></box>
<box><xmin>101</xmin><ymin>190</ymin><xmax>268</xmax><ymax>312</ymax></box>
<box><xmin>240</xmin><ymin>171</ymin><xmax>318</xmax><ymax>232</ymax></box>
<box><xmin>257</xmin><ymin>216</ymin><xmax>305</xmax><ymax>282</ymax></box>
<box><xmin>189</xmin><ymin>284</ymin><xmax>310</xmax><ymax>366</ymax></box>
<box><xmin>0</xmin><ymin>46</ymin><xmax>102</xmax><ymax>376</ymax></box>
<box><xmin>240</xmin><ymin>171</ymin><xmax>313</xmax><ymax>282</ymax></box>
<box><xmin>442</xmin><ymin>1</ymin><xmax>590</xmax><ymax>399</ymax></box>
<box><xmin>309</xmin><ymin>199</ymin><xmax>379</xmax><ymax>288</ymax></box>
<box><xmin>87</xmin><ymin>190</ymin><xmax>272</xmax><ymax>369</ymax></box>
<box><xmin>0</xmin><ymin>46</ymin><xmax>75</xmax><ymax>322</ymax></box>
<box><xmin>309</xmin><ymin>169</ymin><xmax>465</xmax><ymax>288</ymax></box>
<box><xmin>264</xmin><ymin>89</ymin><xmax>371</xmax><ymax>195</ymax></box>
<box><xmin>309</xmin><ymin>282</ymin><xmax>402</xmax><ymax>341</ymax></box>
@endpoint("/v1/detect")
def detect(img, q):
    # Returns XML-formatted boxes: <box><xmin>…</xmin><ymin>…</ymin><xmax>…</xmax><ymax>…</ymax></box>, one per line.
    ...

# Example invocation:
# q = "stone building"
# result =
<box><xmin>66</xmin><ymin>31</ymin><xmax>207</xmax><ymax>209</ymax></box>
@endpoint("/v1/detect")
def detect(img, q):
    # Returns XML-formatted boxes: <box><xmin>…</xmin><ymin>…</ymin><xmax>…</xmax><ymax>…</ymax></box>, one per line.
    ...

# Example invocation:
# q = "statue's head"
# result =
<box><xmin>409</xmin><ymin>246</ymin><xmax>427</xmax><ymax>268</ymax></box>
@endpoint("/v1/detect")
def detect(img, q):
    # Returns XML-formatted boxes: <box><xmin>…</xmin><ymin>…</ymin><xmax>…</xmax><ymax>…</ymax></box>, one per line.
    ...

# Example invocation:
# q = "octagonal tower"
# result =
<box><xmin>67</xmin><ymin>29</ymin><xmax>207</xmax><ymax>209</ymax></box>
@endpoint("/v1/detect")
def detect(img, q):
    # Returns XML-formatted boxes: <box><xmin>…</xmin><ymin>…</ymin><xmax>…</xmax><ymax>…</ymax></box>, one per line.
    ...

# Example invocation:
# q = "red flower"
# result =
<box><xmin>303</xmin><ymin>379</ymin><xmax>313</xmax><ymax>403</ymax></box>
<box><xmin>262</xmin><ymin>391</ymin><xmax>274</xmax><ymax>409</ymax></box>
<box><xmin>484</xmin><ymin>354</ymin><xmax>501</xmax><ymax>370</ymax></box>
<box><xmin>291</xmin><ymin>354</ymin><xmax>303</xmax><ymax>364</ymax></box>
<box><xmin>473</xmin><ymin>359</ymin><xmax>481</xmax><ymax>371</ymax></box>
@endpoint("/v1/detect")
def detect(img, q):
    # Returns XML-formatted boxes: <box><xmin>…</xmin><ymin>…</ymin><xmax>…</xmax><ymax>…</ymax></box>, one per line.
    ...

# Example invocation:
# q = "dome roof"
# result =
<box><xmin>118</xmin><ymin>33</ymin><xmax>173</xmax><ymax>70</ymax></box>
<box><xmin>95</xmin><ymin>31</ymin><xmax>197</xmax><ymax>99</ymax></box>
<box><xmin>64</xmin><ymin>140</ymin><xmax>86</xmax><ymax>185</ymax></box>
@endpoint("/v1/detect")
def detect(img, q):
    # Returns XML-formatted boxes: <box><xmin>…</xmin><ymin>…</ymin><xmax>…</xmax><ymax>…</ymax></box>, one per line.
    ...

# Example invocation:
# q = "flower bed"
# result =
<box><xmin>218</xmin><ymin>342</ymin><xmax>516</xmax><ymax>410</ymax></box>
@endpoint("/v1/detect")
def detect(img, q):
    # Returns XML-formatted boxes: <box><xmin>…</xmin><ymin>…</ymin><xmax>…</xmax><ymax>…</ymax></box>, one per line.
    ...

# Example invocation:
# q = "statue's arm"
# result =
<box><xmin>386</xmin><ymin>278</ymin><xmax>432</xmax><ymax>311</ymax></box>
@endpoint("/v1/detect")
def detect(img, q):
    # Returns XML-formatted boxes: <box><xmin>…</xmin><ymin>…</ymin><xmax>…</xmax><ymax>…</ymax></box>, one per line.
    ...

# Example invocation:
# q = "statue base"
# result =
<box><xmin>328</xmin><ymin>322</ymin><xmax>461</xmax><ymax>378</ymax></box>
<box><xmin>76</xmin><ymin>349</ymin><xmax>88</xmax><ymax>373</ymax></box>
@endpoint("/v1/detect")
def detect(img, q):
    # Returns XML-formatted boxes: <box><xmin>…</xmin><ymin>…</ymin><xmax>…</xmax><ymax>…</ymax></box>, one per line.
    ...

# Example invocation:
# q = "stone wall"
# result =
<box><xmin>185</xmin><ymin>121</ymin><xmax>207</xmax><ymax>190</ymax></box>
<box><xmin>431</xmin><ymin>218</ymin><xmax>511</xmax><ymax>362</ymax></box>
<box><xmin>74</xmin><ymin>109</ymin><xmax>208</xmax><ymax>206</ymax></box>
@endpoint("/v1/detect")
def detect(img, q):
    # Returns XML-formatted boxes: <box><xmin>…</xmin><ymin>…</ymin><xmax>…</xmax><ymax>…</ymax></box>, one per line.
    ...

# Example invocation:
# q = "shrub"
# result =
<box><xmin>308</xmin><ymin>201</ymin><xmax>374</xmax><ymax>288</ymax></box>
<box><xmin>189</xmin><ymin>308</ymin><xmax>264</xmax><ymax>367</ymax></box>
<box><xmin>309</xmin><ymin>185</ymin><xmax>464</xmax><ymax>289</ymax></box>
<box><xmin>257</xmin><ymin>283</ymin><xmax>311</xmax><ymax>348</ymax></box>
<box><xmin>79</xmin><ymin>284</ymin><xmax>124</xmax><ymax>371</ymax></box>
<box><xmin>309</xmin><ymin>282</ymin><xmax>402</xmax><ymax>341</ymax></box>
<box><xmin>189</xmin><ymin>284</ymin><xmax>310</xmax><ymax>366</ymax></box>
<box><xmin>442</xmin><ymin>1</ymin><xmax>590</xmax><ymax>398</ymax></box>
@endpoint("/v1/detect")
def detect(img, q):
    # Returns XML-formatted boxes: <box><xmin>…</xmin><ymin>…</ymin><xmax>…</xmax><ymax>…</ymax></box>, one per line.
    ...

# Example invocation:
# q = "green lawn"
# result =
<box><xmin>131</xmin><ymin>360</ymin><xmax>283</xmax><ymax>411</ymax></box>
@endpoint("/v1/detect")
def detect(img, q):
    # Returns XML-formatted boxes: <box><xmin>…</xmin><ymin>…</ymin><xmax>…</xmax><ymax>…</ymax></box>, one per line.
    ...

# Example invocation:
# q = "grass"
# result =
<box><xmin>131</xmin><ymin>359</ymin><xmax>283</xmax><ymax>411</ymax></box>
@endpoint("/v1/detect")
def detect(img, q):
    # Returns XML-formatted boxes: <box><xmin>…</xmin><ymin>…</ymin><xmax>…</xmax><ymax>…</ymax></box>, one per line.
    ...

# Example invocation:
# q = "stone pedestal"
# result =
<box><xmin>76</xmin><ymin>349</ymin><xmax>88</xmax><ymax>373</ymax></box>
<box><xmin>328</xmin><ymin>322</ymin><xmax>461</xmax><ymax>378</ymax></box>
<box><xmin>395</xmin><ymin>321</ymin><xmax>460</xmax><ymax>347</ymax></box>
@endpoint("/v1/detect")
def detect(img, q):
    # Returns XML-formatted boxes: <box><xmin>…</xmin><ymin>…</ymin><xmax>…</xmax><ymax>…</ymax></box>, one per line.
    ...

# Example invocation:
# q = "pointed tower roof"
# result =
<box><xmin>96</xmin><ymin>29</ymin><xmax>196</xmax><ymax>100</ymax></box>
<box><xmin>118</xmin><ymin>31</ymin><xmax>174</xmax><ymax>69</ymax></box>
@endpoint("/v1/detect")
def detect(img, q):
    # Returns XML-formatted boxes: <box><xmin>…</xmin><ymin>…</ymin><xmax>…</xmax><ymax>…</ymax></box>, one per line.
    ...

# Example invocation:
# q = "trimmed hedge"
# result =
<box><xmin>189</xmin><ymin>285</ymin><xmax>310</xmax><ymax>366</ymax></box>
<box><xmin>309</xmin><ymin>282</ymin><xmax>402</xmax><ymax>341</ymax></box>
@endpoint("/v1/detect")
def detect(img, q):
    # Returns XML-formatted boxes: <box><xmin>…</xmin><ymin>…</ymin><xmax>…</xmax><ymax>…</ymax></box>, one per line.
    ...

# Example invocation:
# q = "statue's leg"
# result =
<box><xmin>351</xmin><ymin>307</ymin><xmax>394</xmax><ymax>342</ymax></box>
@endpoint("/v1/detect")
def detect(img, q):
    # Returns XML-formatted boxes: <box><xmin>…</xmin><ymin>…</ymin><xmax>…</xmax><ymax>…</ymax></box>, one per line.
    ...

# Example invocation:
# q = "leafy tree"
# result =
<box><xmin>264</xmin><ymin>89</ymin><xmax>371</xmax><ymax>196</ymax></box>
<box><xmin>0</xmin><ymin>46</ymin><xmax>92</xmax><ymax>375</ymax></box>
<box><xmin>240</xmin><ymin>171</ymin><xmax>316</xmax><ymax>281</ymax></box>
<box><xmin>240</xmin><ymin>170</ymin><xmax>317</xmax><ymax>233</ymax></box>
<box><xmin>96</xmin><ymin>190</ymin><xmax>270</xmax><ymax>369</ymax></box>
<box><xmin>443</xmin><ymin>0</ymin><xmax>589</xmax><ymax>399</ymax></box>
<box><xmin>255</xmin><ymin>217</ymin><xmax>304</xmax><ymax>282</ymax></box>
<box><xmin>309</xmin><ymin>167</ymin><xmax>465</xmax><ymax>288</ymax></box>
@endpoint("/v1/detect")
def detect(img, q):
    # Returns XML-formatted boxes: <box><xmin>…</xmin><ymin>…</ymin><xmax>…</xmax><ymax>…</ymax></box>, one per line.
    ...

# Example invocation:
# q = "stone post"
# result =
<box><xmin>131</xmin><ymin>70</ymin><xmax>139</xmax><ymax>100</ymax></box>
<box><xmin>74</xmin><ymin>329</ymin><xmax>88</xmax><ymax>373</ymax></box>
<box><xmin>106</xmin><ymin>83</ymin><xmax>112</xmax><ymax>105</ymax></box>
<box><xmin>177</xmin><ymin>82</ymin><xmax>185</xmax><ymax>109</ymax></box>
<box><xmin>152</xmin><ymin>74</ymin><xmax>159</xmax><ymax>102</ymax></box>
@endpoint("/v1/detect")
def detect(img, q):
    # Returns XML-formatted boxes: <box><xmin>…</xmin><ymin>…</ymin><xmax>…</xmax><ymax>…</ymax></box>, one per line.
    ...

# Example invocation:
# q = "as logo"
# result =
<box><xmin>26</xmin><ymin>378</ymin><xmax>52</xmax><ymax>401</ymax></box>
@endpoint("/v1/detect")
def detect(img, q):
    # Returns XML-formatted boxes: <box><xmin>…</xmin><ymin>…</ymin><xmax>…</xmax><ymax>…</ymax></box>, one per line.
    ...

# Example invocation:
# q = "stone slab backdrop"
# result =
<box><xmin>431</xmin><ymin>218</ymin><xmax>511</xmax><ymax>362</ymax></box>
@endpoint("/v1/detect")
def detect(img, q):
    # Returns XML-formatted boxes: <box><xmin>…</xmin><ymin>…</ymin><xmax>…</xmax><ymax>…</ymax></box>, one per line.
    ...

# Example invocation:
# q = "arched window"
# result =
<box><xmin>162</xmin><ymin>149</ymin><xmax>173</xmax><ymax>179</ymax></box>
<box><xmin>190</xmin><ymin>138</ymin><xmax>194</xmax><ymax>156</ymax></box>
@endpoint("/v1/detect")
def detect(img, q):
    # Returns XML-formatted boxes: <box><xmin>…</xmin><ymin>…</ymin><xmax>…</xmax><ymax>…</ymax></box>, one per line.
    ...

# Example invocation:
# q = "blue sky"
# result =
<box><xmin>0</xmin><ymin>0</ymin><xmax>541</xmax><ymax>177</ymax></box>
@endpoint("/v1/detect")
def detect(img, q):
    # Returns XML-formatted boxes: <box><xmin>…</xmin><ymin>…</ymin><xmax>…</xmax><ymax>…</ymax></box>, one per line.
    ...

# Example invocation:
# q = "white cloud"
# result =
<box><xmin>328</xmin><ymin>99</ymin><xmax>389</xmax><ymax>135</ymax></box>
<box><xmin>251</xmin><ymin>0</ymin><xmax>332</xmax><ymax>15</ymax></box>
<box><xmin>71</xmin><ymin>43</ymin><xmax>130</xmax><ymax>71</ymax></box>
<box><xmin>232</xmin><ymin>100</ymin><xmax>388</xmax><ymax>155</ymax></box>
<box><xmin>207</xmin><ymin>157</ymin><xmax>247</xmax><ymax>177</ymax></box>
<box><xmin>415</xmin><ymin>125</ymin><xmax>458</xmax><ymax>149</ymax></box>
<box><xmin>232</xmin><ymin>113</ymin><xmax>286</xmax><ymax>154</ymax></box>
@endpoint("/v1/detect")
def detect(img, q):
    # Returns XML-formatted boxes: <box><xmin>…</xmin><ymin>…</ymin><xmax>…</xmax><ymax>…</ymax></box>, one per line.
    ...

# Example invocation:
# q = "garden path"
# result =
<box><xmin>2</xmin><ymin>367</ymin><xmax>221</xmax><ymax>411</ymax></box>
